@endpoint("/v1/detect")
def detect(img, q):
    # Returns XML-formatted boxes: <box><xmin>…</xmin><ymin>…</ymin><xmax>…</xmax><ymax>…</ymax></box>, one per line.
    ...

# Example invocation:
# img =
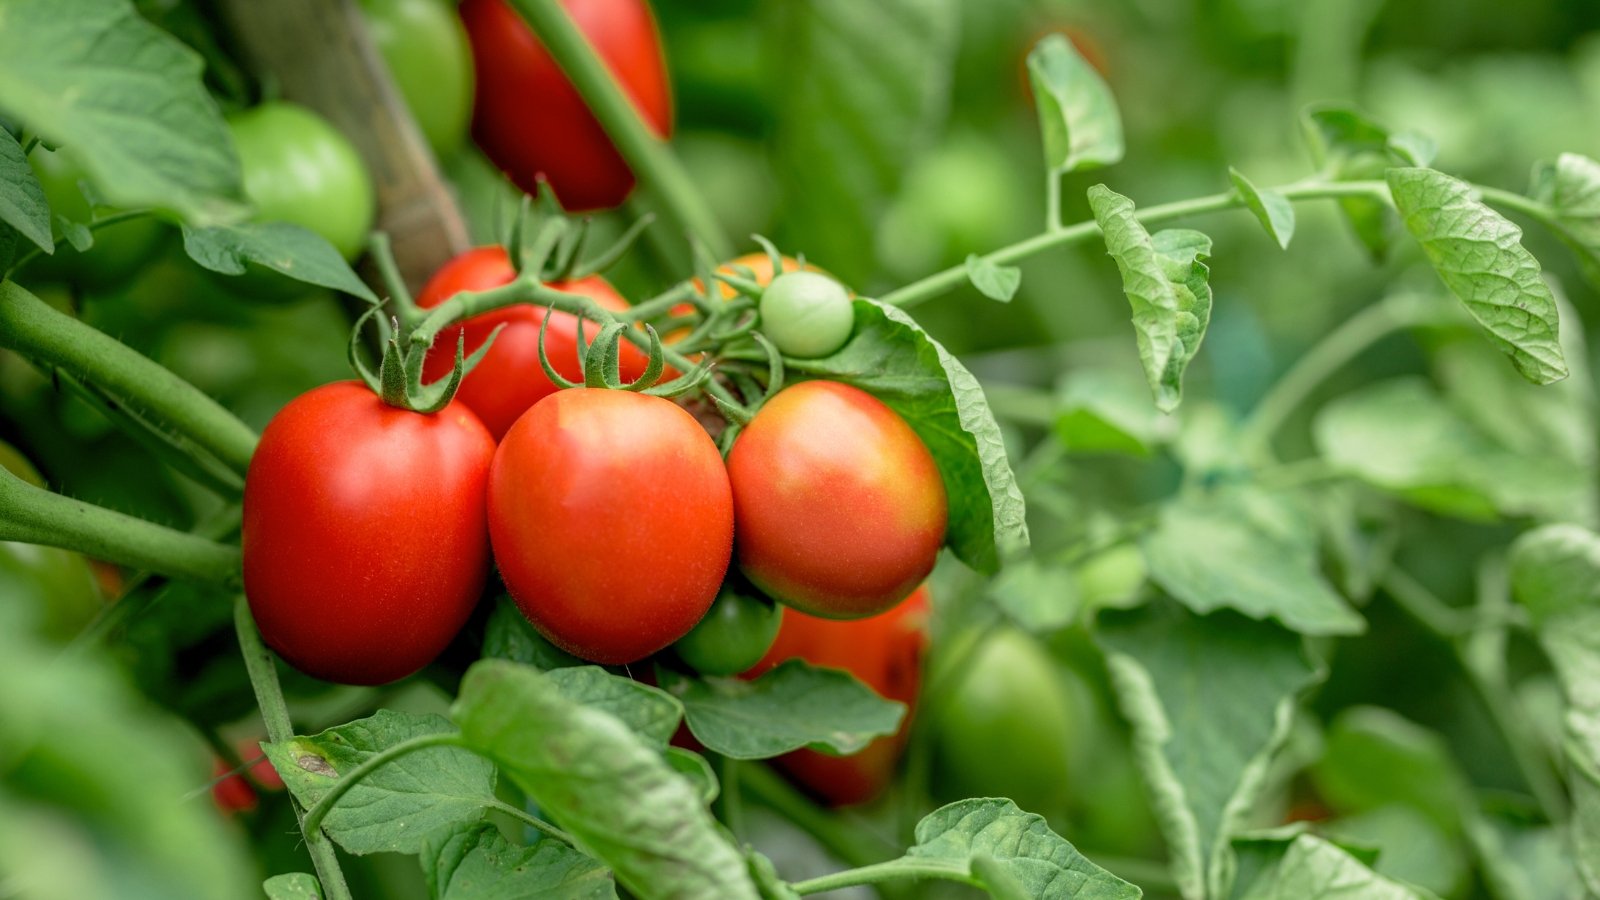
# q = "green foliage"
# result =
<box><xmin>904</xmin><ymin>799</ymin><xmax>1141</xmax><ymax>898</ymax></box>
<box><xmin>423</xmin><ymin>823</ymin><xmax>617</xmax><ymax>900</ymax></box>
<box><xmin>1027</xmin><ymin>34</ymin><xmax>1123</xmax><ymax>176</ymax></box>
<box><xmin>0</xmin><ymin>128</ymin><xmax>52</xmax><ymax>254</ymax></box>
<box><xmin>180</xmin><ymin>223</ymin><xmax>378</xmax><ymax>302</ymax></box>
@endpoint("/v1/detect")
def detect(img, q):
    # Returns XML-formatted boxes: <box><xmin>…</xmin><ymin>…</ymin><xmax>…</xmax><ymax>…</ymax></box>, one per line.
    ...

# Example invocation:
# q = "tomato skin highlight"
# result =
<box><xmin>460</xmin><ymin>0</ymin><xmax>672</xmax><ymax>211</ymax></box>
<box><xmin>417</xmin><ymin>246</ymin><xmax>648</xmax><ymax>439</ymax></box>
<box><xmin>488</xmin><ymin>389</ymin><xmax>733</xmax><ymax>664</ymax></box>
<box><xmin>743</xmin><ymin>586</ymin><xmax>929</xmax><ymax>806</ymax></box>
<box><xmin>728</xmin><ymin>381</ymin><xmax>947</xmax><ymax>619</ymax></box>
<box><xmin>242</xmin><ymin>381</ymin><xmax>495</xmax><ymax>685</ymax></box>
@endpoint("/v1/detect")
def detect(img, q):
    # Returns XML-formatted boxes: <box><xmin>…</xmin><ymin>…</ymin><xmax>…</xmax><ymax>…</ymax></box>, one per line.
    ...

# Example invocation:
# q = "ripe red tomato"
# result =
<box><xmin>243</xmin><ymin>382</ymin><xmax>495</xmax><ymax>685</ymax></box>
<box><xmin>460</xmin><ymin>0</ymin><xmax>672</xmax><ymax>211</ymax></box>
<box><xmin>488</xmin><ymin>388</ymin><xmax>732</xmax><ymax>663</ymax></box>
<box><xmin>743</xmin><ymin>586</ymin><xmax>930</xmax><ymax>806</ymax></box>
<box><xmin>727</xmin><ymin>381</ymin><xmax>947</xmax><ymax>618</ymax></box>
<box><xmin>417</xmin><ymin>246</ymin><xmax>649</xmax><ymax>439</ymax></box>
<box><xmin>210</xmin><ymin>738</ymin><xmax>286</xmax><ymax>815</ymax></box>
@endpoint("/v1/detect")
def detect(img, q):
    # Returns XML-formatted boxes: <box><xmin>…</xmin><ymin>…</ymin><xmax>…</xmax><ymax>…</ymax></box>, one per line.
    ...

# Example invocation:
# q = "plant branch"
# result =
<box><xmin>503</xmin><ymin>0</ymin><xmax>730</xmax><ymax>258</ymax></box>
<box><xmin>0</xmin><ymin>467</ymin><xmax>241</xmax><ymax>585</ymax></box>
<box><xmin>0</xmin><ymin>281</ymin><xmax>258</xmax><ymax>475</ymax></box>
<box><xmin>486</xmin><ymin>799</ymin><xmax>576</xmax><ymax>846</ymax></box>
<box><xmin>5</xmin><ymin>209</ymin><xmax>152</xmax><ymax>279</ymax></box>
<box><xmin>792</xmin><ymin>859</ymin><xmax>972</xmax><ymax>895</ymax></box>
<box><xmin>234</xmin><ymin>597</ymin><xmax>354</xmax><ymax>900</ymax></box>
<box><xmin>301</xmin><ymin>731</ymin><xmax>469</xmax><ymax>835</ymax></box>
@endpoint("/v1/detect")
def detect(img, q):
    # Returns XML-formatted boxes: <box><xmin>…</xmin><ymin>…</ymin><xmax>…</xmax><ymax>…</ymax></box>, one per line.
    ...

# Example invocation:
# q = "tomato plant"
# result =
<box><xmin>242</xmin><ymin>381</ymin><xmax>494</xmax><ymax>685</ymax></box>
<box><xmin>671</xmin><ymin>577</ymin><xmax>782</xmax><ymax>677</ymax></box>
<box><xmin>727</xmin><ymin>380</ymin><xmax>947</xmax><ymax>619</ymax></box>
<box><xmin>460</xmin><ymin>0</ymin><xmax>672</xmax><ymax>211</ymax></box>
<box><xmin>21</xmin><ymin>144</ymin><xmax>168</xmax><ymax>290</ymax></box>
<box><xmin>487</xmin><ymin>388</ymin><xmax>732</xmax><ymax>664</ymax></box>
<box><xmin>228</xmin><ymin>102</ymin><xmax>376</xmax><ymax>261</ymax></box>
<box><xmin>417</xmin><ymin>245</ymin><xmax>648</xmax><ymax>439</ymax></box>
<box><xmin>359</xmin><ymin>0</ymin><xmax>475</xmax><ymax>159</ymax></box>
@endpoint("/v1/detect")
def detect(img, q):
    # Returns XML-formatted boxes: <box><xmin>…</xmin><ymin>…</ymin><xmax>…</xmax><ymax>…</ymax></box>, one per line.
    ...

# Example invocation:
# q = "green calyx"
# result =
<box><xmin>504</xmin><ymin>184</ymin><xmax>656</xmax><ymax>284</ymax></box>
<box><xmin>535</xmin><ymin>309</ymin><xmax>713</xmax><ymax>398</ymax></box>
<box><xmin>348</xmin><ymin>305</ymin><xmax>501</xmax><ymax>413</ymax></box>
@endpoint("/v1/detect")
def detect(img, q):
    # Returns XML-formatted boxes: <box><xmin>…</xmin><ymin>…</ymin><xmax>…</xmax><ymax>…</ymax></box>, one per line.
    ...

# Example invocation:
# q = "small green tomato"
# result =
<box><xmin>758</xmin><ymin>271</ymin><xmax>854</xmax><ymax>358</ymax></box>
<box><xmin>672</xmin><ymin>582</ymin><xmax>783</xmax><ymax>676</ymax></box>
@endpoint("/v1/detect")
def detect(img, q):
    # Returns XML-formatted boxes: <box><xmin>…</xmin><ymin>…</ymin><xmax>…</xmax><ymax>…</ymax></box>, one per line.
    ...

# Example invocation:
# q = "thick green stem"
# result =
<box><xmin>792</xmin><ymin>859</ymin><xmax>972</xmax><ymax>895</ymax></box>
<box><xmin>504</xmin><ymin>0</ymin><xmax>730</xmax><ymax>258</ymax></box>
<box><xmin>877</xmin><ymin>179</ymin><xmax>1393</xmax><ymax>309</ymax></box>
<box><xmin>301</xmin><ymin>731</ymin><xmax>469</xmax><ymax>835</ymax></box>
<box><xmin>0</xmin><ymin>468</ymin><xmax>241</xmax><ymax>585</ymax></box>
<box><xmin>234</xmin><ymin>598</ymin><xmax>354</xmax><ymax>900</ymax></box>
<box><xmin>0</xmin><ymin>281</ymin><xmax>258</xmax><ymax>475</ymax></box>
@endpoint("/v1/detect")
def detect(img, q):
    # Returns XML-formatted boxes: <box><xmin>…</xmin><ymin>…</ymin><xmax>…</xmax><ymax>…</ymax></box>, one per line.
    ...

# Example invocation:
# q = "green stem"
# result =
<box><xmin>369</xmin><ymin>231</ymin><xmax>418</xmax><ymax>318</ymax></box>
<box><xmin>0</xmin><ymin>468</ymin><xmax>241</xmax><ymax>585</ymax></box>
<box><xmin>878</xmin><ymin>179</ymin><xmax>1392</xmax><ymax>309</ymax></box>
<box><xmin>486</xmin><ymin>799</ymin><xmax>576</xmax><ymax>846</ymax></box>
<box><xmin>714</xmin><ymin>756</ymin><xmax>746</xmax><ymax>840</ymax></box>
<box><xmin>301</xmin><ymin>731</ymin><xmax>469</xmax><ymax>835</ymax></box>
<box><xmin>0</xmin><ymin>281</ymin><xmax>258</xmax><ymax>475</ymax></box>
<box><xmin>792</xmin><ymin>859</ymin><xmax>972</xmax><ymax>896</ymax></box>
<box><xmin>504</xmin><ymin>0</ymin><xmax>730</xmax><ymax>258</ymax></box>
<box><xmin>5</xmin><ymin>209</ymin><xmax>152</xmax><ymax>279</ymax></box>
<box><xmin>618</xmin><ymin>281</ymin><xmax>698</xmax><ymax>323</ymax></box>
<box><xmin>740</xmin><ymin>762</ymin><xmax>899</xmax><ymax>870</ymax></box>
<box><xmin>234</xmin><ymin>597</ymin><xmax>354</xmax><ymax>900</ymax></box>
<box><xmin>1237</xmin><ymin>293</ymin><xmax>1424</xmax><ymax>465</ymax></box>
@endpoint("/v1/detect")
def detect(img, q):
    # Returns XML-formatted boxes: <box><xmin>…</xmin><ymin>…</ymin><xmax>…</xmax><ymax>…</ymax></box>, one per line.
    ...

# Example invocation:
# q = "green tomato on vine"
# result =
<box><xmin>758</xmin><ymin>271</ymin><xmax>854</xmax><ymax>359</ymax></box>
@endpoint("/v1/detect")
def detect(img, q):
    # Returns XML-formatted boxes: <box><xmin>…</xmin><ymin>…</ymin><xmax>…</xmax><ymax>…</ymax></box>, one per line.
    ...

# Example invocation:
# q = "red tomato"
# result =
<box><xmin>488</xmin><ymin>388</ymin><xmax>732</xmax><ymax>663</ymax></box>
<box><xmin>460</xmin><ymin>0</ymin><xmax>672</xmax><ymax>211</ymax></box>
<box><xmin>243</xmin><ymin>382</ymin><xmax>495</xmax><ymax>685</ymax></box>
<box><xmin>210</xmin><ymin>739</ymin><xmax>285</xmax><ymax>815</ymax></box>
<box><xmin>744</xmin><ymin>586</ymin><xmax>930</xmax><ymax>806</ymax></box>
<box><xmin>727</xmin><ymin>381</ymin><xmax>947</xmax><ymax>619</ymax></box>
<box><xmin>418</xmin><ymin>246</ymin><xmax>648</xmax><ymax>439</ymax></box>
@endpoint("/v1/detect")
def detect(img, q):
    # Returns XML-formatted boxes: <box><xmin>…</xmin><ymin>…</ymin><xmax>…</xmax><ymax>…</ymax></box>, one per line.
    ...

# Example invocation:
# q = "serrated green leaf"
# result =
<box><xmin>1098</xmin><ymin>603</ymin><xmax>1323</xmax><ymax>900</ymax></box>
<box><xmin>423</xmin><ymin>823</ymin><xmax>618</xmax><ymax>900</ymax></box>
<box><xmin>787</xmin><ymin>298</ymin><xmax>1028</xmax><ymax>572</ymax></box>
<box><xmin>1088</xmin><ymin>185</ymin><xmax>1212</xmax><ymax>412</ymax></box>
<box><xmin>181</xmin><ymin>222</ymin><xmax>377</xmax><ymax>302</ymax></box>
<box><xmin>662</xmin><ymin>660</ymin><xmax>904</xmax><ymax>760</ymax></box>
<box><xmin>1027</xmin><ymin>33</ymin><xmax>1124</xmax><ymax>175</ymax></box>
<box><xmin>767</xmin><ymin>0</ymin><xmax>959</xmax><ymax>283</ymax></box>
<box><xmin>1388</xmin><ymin>167</ymin><xmax>1566</xmax><ymax>384</ymax></box>
<box><xmin>1314</xmin><ymin>378</ymin><xmax>1593</xmax><ymax>522</ymax></box>
<box><xmin>0</xmin><ymin>0</ymin><xmax>245</xmax><ymax>224</ymax></box>
<box><xmin>1530</xmin><ymin>152</ymin><xmax>1600</xmax><ymax>289</ymax></box>
<box><xmin>1140</xmin><ymin>489</ymin><xmax>1364</xmax><ymax>636</ymax></box>
<box><xmin>452</xmin><ymin>660</ymin><xmax>760</xmax><ymax>900</ymax></box>
<box><xmin>546</xmin><ymin>666</ymin><xmax>683</xmax><ymax>751</ymax></box>
<box><xmin>0</xmin><ymin>129</ymin><xmax>52</xmax><ymax>253</ymax></box>
<box><xmin>903</xmin><ymin>799</ymin><xmax>1141</xmax><ymax>898</ymax></box>
<box><xmin>263</xmin><ymin>873</ymin><xmax>323</xmax><ymax>900</ymax></box>
<box><xmin>1302</xmin><ymin>105</ymin><xmax>1397</xmax><ymax>260</ymax></box>
<box><xmin>965</xmin><ymin>253</ymin><xmax>1021</xmax><ymax>301</ymax></box>
<box><xmin>1229</xmin><ymin>168</ymin><xmax>1295</xmax><ymax>249</ymax></box>
<box><xmin>1236</xmin><ymin>834</ymin><xmax>1441</xmax><ymax>900</ymax></box>
<box><xmin>261</xmin><ymin>710</ymin><xmax>495</xmax><ymax>855</ymax></box>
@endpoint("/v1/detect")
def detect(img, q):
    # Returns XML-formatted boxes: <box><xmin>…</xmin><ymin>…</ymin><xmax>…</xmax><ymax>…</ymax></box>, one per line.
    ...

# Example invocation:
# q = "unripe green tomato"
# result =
<box><xmin>360</xmin><ymin>0</ymin><xmax>475</xmax><ymax>159</ymax></box>
<box><xmin>0</xmin><ymin>440</ymin><xmax>104</xmax><ymax>641</ymax></box>
<box><xmin>759</xmin><ymin>271</ymin><xmax>854</xmax><ymax>359</ymax></box>
<box><xmin>25</xmin><ymin>145</ymin><xmax>167</xmax><ymax>290</ymax></box>
<box><xmin>673</xmin><ymin>583</ymin><xmax>783</xmax><ymax>676</ymax></box>
<box><xmin>228</xmin><ymin>102</ymin><xmax>376</xmax><ymax>261</ymax></box>
<box><xmin>930</xmin><ymin>627</ymin><xmax>1082</xmax><ymax>817</ymax></box>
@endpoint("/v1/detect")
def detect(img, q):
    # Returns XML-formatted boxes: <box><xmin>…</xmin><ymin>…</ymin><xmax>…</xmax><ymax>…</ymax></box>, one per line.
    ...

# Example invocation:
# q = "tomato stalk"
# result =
<box><xmin>0</xmin><ymin>281</ymin><xmax>259</xmax><ymax>476</ymax></box>
<box><xmin>234</xmin><ymin>597</ymin><xmax>356</xmax><ymax>900</ymax></box>
<box><xmin>877</xmin><ymin>178</ymin><xmax>1555</xmax><ymax>309</ymax></box>
<box><xmin>502</xmin><ymin>0</ymin><xmax>731</xmax><ymax>258</ymax></box>
<box><xmin>3</xmin><ymin>208</ymin><xmax>154</xmax><ymax>281</ymax></box>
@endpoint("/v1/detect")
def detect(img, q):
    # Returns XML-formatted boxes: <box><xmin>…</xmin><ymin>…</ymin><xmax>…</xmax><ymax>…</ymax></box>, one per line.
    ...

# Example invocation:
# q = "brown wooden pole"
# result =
<box><xmin>214</xmin><ymin>0</ymin><xmax>470</xmax><ymax>293</ymax></box>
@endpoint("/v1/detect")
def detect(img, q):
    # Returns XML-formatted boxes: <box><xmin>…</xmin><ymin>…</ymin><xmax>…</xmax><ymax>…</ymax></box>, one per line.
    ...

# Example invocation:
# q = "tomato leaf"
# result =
<box><xmin>1140</xmin><ymin>488</ymin><xmax>1365</xmax><ymax>636</ymax></box>
<box><xmin>260</xmin><ymin>710</ymin><xmax>495</xmax><ymax>855</ymax></box>
<box><xmin>1529</xmin><ymin>152</ymin><xmax>1600</xmax><ymax>289</ymax></box>
<box><xmin>1088</xmin><ymin>184</ymin><xmax>1213</xmax><ymax>413</ymax></box>
<box><xmin>0</xmin><ymin>0</ymin><xmax>245</xmax><ymax>224</ymax></box>
<box><xmin>1233</xmin><ymin>833</ymin><xmax>1441</xmax><ymax>900</ymax></box>
<box><xmin>482</xmin><ymin>596</ymin><xmax>588</xmax><ymax>670</ymax></box>
<box><xmin>766</xmin><ymin>0</ymin><xmax>959</xmax><ymax>283</ymax></box>
<box><xmin>545</xmin><ymin>666</ymin><xmax>684</xmax><ymax>751</ymax></box>
<box><xmin>901</xmin><ymin>799</ymin><xmax>1141</xmax><ymax>898</ymax></box>
<box><xmin>1388</xmin><ymin>167</ymin><xmax>1567</xmax><ymax>384</ymax></box>
<box><xmin>665</xmin><ymin>747</ymin><xmax>720</xmax><ymax>806</ymax></box>
<box><xmin>262</xmin><ymin>873</ymin><xmax>323</xmax><ymax>900</ymax></box>
<box><xmin>1313</xmin><ymin>378</ymin><xmax>1593</xmax><ymax>522</ymax></box>
<box><xmin>661</xmin><ymin>660</ymin><xmax>904</xmax><ymax>760</ymax></box>
<box><xmin>965</xmin><ymin>254</ymin><xmax>1021</xmax><ymax>302</ymax></box>
<box><xmin>988</xmin><ymin>559</ymin><xmax>1081</xmax><ymax>633</ymax></box>
<box><xmin>1301</xmin><ymin>105</ymin><xmax>1398</xmax><ymax>261</ymax></box>
<box><xmin>1054</xmin><ymin>366</ymin><xmax>1175</xmax><ymax>456</ymax></box>
<box><xmin>1097</xmin><ymin>602</ymin><xmax>1324</xmax><ymax>900</ymax></box>
<box><xmin>180</xmin><ymin>222</ymin><xmax>378</xmax><ymax>303</ymax></box>
<box><xmin>786</xmin><ymin>298</ymin><xmax>1028</xmax><ymax>573</ymax></box>
<box><xmin>1309</xmin><ymin>708</ymin><xmax>1469</xmax><ymax>835</ymax></box>
<box><xmin>452</xmin><ymin>660</ymin><xmax>760</xmax><ymax>900</ymax></box>
<box><xmin>1229</xmin><ymin>168</ymin><xmax>1295</xmax><ymax>250</ymax></box>
<box><xmin>422</xmin><ymin>822</ymin><xmax>618</xmax><ymax>900</ymax></box>
<box><xmin>1027</xmin><ymin>33</ymin><xmax>1124</xmax><ymax>174</ymax></box>
<box><xmin>0</xmin><ymin>129</ymin><xmax>53</xmax><ymax>253</ymax></box>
